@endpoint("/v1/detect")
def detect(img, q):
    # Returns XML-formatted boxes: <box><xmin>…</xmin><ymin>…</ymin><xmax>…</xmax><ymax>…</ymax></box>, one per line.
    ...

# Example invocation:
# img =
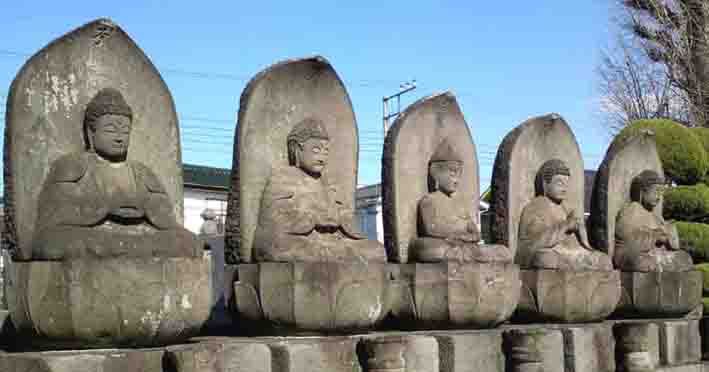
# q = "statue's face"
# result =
<box><xmin>433</xmin><ymin>162</ymin><xmax>462</xmax><ymax>195</ymax></box>
<box><xmin>641</xmin><ymin>184</ymin><xmax>661</xmax><ymax>210</ymax></box>
<box><xmin>298</xmin><ymin>138</ymin><xmax>329</xmax><ymax>176</ymax></box>
<box><xmin>91</xmin><ymin>114</ymin><xmax>132</xmax><ymax>161</ymax></box>
<box><xmin>544</xmin><ymin>174</ymin><xmax>569</xmax><ymax>203</ymax></box>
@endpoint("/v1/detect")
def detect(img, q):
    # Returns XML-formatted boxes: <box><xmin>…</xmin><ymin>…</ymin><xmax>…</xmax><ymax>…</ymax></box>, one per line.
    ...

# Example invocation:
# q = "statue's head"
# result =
<box><xmin>631</xmin><ymin>170</ymin><xmax>664</xmax><ymax>210</ymax></box>
<box><xmin>84</xmin><ymin>88</ymin><xmax>133</xmax><ymax>162</ymax></box>
<box><xmin>287</xmin><ymin>118</ymin><xmax>330</xmax><ymax>177</ymax></box>
<box><xmin>200</xmin><ymin>208</ymin><xmax>217</xmax><ymax>221</ymax></box>
<box><xmin>428</xmin><ymin>139</ymin><xmax>463</xmax><ymax>196</ymax></box>
<box><xmin>537</xmin><ymin>159</ymin><xmax>571</xmax><ymax>204</ymax></box>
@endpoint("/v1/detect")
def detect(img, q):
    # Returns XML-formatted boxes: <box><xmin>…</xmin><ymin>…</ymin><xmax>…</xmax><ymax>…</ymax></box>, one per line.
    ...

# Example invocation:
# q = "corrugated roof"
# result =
<box><xmin>183</xmin><ymin>163</ymin><xmax>230</xmax><ymax>190</ymax></box>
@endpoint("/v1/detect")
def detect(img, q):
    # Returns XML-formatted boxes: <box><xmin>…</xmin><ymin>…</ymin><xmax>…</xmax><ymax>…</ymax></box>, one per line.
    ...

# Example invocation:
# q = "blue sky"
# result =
<box><xmin>0</xmin><ymin>1</ymin><xmax>616</xmax><ymax>189</ymax></box>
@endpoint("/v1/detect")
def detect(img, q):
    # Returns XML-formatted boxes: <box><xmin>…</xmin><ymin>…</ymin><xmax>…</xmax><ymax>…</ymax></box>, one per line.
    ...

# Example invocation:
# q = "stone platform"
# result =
<box><xmin>0</xmin><ymin>318</ymin><xmax>703</xmax><ymax>372</ymax></box>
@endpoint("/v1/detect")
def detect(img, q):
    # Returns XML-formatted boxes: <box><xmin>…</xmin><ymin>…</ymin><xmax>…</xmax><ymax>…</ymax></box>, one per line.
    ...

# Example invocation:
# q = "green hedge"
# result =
<box><xmin>618</xmin><ymin>119</ymin><xmax>707</xmax><ymax>185</ymax></box>
<box><xmin>676</xmin><ymin>221</ymin><xmax>709</xmax><ymax>263</ymax></box>
<box><xmin>663</xmin><ymin>184</ymin><xmax>709</xmax><ymax>222</ymax></box>
<box><xmin>697</xmin><ymin>263</ymin><xmax>709</xmax><ymax>295</ymax></box>
<box><xmin>704</xmin><ymin>297</ymin><xmax>709</xmax><ymax>314</ymax></box>
<box><xmin>692</xmin><ymin>127</ymin><xmax>709</xmax><ymax>184</ymax></box>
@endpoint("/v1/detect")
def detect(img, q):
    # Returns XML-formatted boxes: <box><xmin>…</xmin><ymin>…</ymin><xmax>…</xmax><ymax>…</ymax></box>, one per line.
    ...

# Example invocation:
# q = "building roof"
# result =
<box><xmin>183</xmin><ymin>163</ymin><xmax>231</xmax><ymax>191</ymax></box>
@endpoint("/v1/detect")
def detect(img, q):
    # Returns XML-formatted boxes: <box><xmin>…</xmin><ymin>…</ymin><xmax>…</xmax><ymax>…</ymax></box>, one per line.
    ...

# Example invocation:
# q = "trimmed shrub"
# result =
<box><xmin>697</xmin><ymin>263</ymin><xmax>709</xmax><ymax>295</ymax></box>
<box><xmin>663</xmin><ymin>184</ymin><xmax>709</xmax><ymax>222</ymax></box>
<box><xmin>676</xmin><ymin>221</ymin><xmax>709</xmax><ymax>263</ymax></box>
<box><xmin>692</xmin><ymin>127</ymin><xmax>709</xmax><ymax>184</ymax></box>
<box><xmin>618</xmin><ymin>119</ymin><xmax>708</xmax><ymax>185</ymax></box>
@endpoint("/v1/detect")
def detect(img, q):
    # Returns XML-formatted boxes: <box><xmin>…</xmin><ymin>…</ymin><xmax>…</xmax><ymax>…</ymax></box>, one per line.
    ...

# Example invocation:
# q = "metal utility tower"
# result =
<box><xmin>382</xmin><ymin>80</ymin><xmax>417</xmax><ymax>136</ymax></box>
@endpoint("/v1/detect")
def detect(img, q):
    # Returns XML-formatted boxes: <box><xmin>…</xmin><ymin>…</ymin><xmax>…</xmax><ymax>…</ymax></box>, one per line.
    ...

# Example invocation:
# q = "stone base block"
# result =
<box><xmin>431</xmin><ymin>330</ymin><xmax>504</xmax><ymax>372</ymax></box>
<box><xmin>515</xmin><ymin>269</ymin><xmax>621</xmax><ymax>323</ymax></box>
<box><xmin>504</xmin><ymin>328</ymin><xmax>565</xmax><ymax>372</ymax></box>
<box><xmin>167</xmin><ymin>340</ymin><xmax>272</xmax><ymax>372</ymax></box>
<box><xmin>561</xmin><ymin>323</ymin><xmax>615</xmax><ymax>372</ymax></box>
<box><xmin>659</xmin><ymin>320</ymin><xmax>701</xmax><ymax>366</ymax></box>
<box><xmin>269</xmin><ymin>337</ymin><xmax>360</xmax><ymax>372</ymax></box>
<box><xmin>616</xmin><ymin>271</ymin><xmax>702</xmax><ymax>318</ymax></box>
<box><xmin>233</xmin><ymin>262</ymin><xmax>387</xmax><ymax>334</ymax></box>
<box><xmin>0</xmin><ymin>348</ymin><xmax>165</xmax><ymax>372</ymax></box>
<box><xmin>387</xmin><ymin>263</ymin><xmax>520</xmax><ymax>329</ymax></box>
<box><xmin>7</xmin><ymin>257</ymin><xmax>211</xmax><ymax>349</ymax></box>
<box><xmin>658</xmin><ymin>364</ymin><xmax>704</xmax><ymax>372</ymax></box>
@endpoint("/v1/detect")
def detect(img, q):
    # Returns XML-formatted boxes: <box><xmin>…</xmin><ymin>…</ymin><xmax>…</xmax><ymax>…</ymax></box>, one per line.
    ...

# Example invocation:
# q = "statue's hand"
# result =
<box><xmin>111</xmin><ymin>207</ymin><xmax>145</xmax><ymax>219</ymax></box>
<box><xmin>565</xmin><ymin>210</ymin><xmax>579</xmax><ymax>233</ymax></box>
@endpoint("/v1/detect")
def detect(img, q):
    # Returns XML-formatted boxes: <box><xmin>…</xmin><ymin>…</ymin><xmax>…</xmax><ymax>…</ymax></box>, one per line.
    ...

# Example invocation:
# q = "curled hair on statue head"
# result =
<box><xmin>535</xmin><ymin>158</ymin><xmax>570</xmax><ymax>196</ymax></box>
<box><xmin>287</xmin><ymin>117</ymin><xmax>329</xmax><ymax>166</ymax></box>
<box><xmin>83</xmin><ymin>88</ymin><xmax>133</xmax><ymax>151</ymax></box>
<box><xmin>630</xmin><ymin>170</ymin><xmax>664</xmax><ymax>202</ymax></box>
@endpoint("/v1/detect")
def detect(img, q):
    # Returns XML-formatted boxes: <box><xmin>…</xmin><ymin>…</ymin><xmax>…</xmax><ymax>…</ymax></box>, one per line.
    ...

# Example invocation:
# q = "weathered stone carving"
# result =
<box><xmin>228</xmin><ymin>56</ymin><xmax>387</xmax><ymax>333</ymax></box>
<box><xmin>490</xmin><ymin>114</ymin><xmax>620</xmax><ymax>322</ymax></box>
<box><xmin>590</xmin><ymin>131</ymin><xmax>701</xmax><ymax>317</ymax></box>
<box><xmin>3</xmin><ymin>19</ymin><xmax>209</xmax><ymax>348</ymax></box>
<box><xmin>615</xmin><ymin>171</ymin><xmax>692</xmax><ymax>272</ymax></box>
<box><xmin>226</xmin><ymin>56</ymin><xmax>385</xmax><ymax>264</ymax></box>
<box><xmin>381</xmin><ymin>92</ymin><xmax>519</xmax><ymax>328</ymax></box>
<box><xmin>199</xmin><ymin>208</ymin><xmax>220</xmax><ymax>236</ymax></box>
<box><xmin>412</xmin><ymin>139</ymin><xmax>512</xmax><ymax>263</ymax></box>
<box><xmin>30</xmin><ymin>88</ymin><xmax>199</xmax><ymax>260</ymax></box>
<box><xmin>363</xmin><ymin>336</ymin><xmax>407</xmax><ymax>372</ymax></box>
<box><xmin>518</xmin><ymin>159</ymin><xmax>612</xmax><ymax>271</ymax></box>
<box><xmin>253</xmin><ymin>118</ymin><xmax>385</xmax><ymax>263</ymax></box>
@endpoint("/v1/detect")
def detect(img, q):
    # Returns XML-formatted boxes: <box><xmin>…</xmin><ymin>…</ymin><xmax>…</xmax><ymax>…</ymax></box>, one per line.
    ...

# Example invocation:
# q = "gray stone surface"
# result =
<box><xmin>404</xmin><ymin>335</ymin><xmax>439</xmax><ymax>372</ymax></box>
<box><xmin>591</xmin><ymin>132</ymin><xmax>692</xmax><ymax>273</ymax></box>
<box><xmin>504</xmin><ymin>328</ymin><xmax>565</xmax><ymax>372</ymax></box>
<box><xmin>269</xmin><ymin>337</ymin><xmax>361</xmax><ymax>372</ymax></box>
<box><xmin>615</xmin><ymin>322</ymin><xmax>661</xmax><ymax>371</ymax></box>
<box><xmin>226</xmin><ymin>56</ymin><xmax>361</xmax><ymax>264</ymax></box>
<box><xmin>659</xmin><ymin>320</ymin><xmax>701</xmax><ymax>366</ymax></box>
<box><xmin>432</xmin><ymin>330</ymin><xmax>505</xmax><ymax>372</ymax></box>
<box><xmin>387</xmin><ymin>263</ymin><xmax>520</xmax><ymax>329</ymax></box>
<box><xmin>617</xmin><ymin>271</ymin><xmax>702</xmax><ymax>317</ymax></box>
<box><xmin>4</xmin><ymin>19</ymin><xmax>183</xmax><ymax>260</ymax></box>
<box><xmin>0</xmin><ymin>348</ymin><xmax>164</xmax><ymax>372</ymax></box>
<box><xmin>516</xmin><ymin>269</ymin><xmax>621</xmax><ymax>323</ymax></box>
<box><xmin>233</xmin><ymin>262</ymin><xmax>387</xmax><ymax>333</ymax></box>
<box><xmin>490</xmin><ymin>114</ymin><xmax>585</xmax><ymax>263</ymax></box>
<box><xmin>7</xmin><ymin>257</ymin><xmax>211</xmax><ymax>349</ymax></box>
<box><xmin>381</xmin><ymin>92</ymin><xmax>484</xmax><ymax>263</ymax></box>
<box><xmin>561</xmin><ymin>324</ymin><xmax>615</xmax><ymax>372</ymax></box>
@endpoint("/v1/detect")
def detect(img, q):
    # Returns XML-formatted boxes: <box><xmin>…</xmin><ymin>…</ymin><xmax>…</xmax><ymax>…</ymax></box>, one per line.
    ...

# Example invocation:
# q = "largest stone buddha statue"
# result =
<box><xmin>32</xmin><ymin>88</ymin><xmax>200</xmax><ymax>260</ymax></box>
<box><xmin>518</xmin><ymin>159</ymin><xmax>612</xmax><ymax>270</ymax></box>
<box><xmin>253</xmin><ymin>117</ymin><xmax>387</xmax><ymax>263</ymax></box>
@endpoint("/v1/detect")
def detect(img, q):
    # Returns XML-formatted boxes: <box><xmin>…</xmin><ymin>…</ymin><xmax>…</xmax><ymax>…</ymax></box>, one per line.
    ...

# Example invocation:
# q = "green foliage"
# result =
<box><xmin>704</xmin><ymin>297</ymin><xmax>709</xmax><ymax>314</ymax></box>
<box><xmin>618</xmin><ymin>119</ymin><xmax>708</xmax><ymax>185</ymax></box>
<box><xmin>676</xmin><ymin>221</ymin><xmax>709</xmax><ymax>263</ymax></box>
<box><xmin>697</xmin><ymin>263</ymin><xmax>709</xmax><ymax>295</ymax></box>
<box><xmin>663</xmin><ymin>184</ymin><xmax>709</xmax><ymax>222</ymax></box>
<box><xmin>692</xmin><ymin>127</ymin><xmax>709</xmax><ymax>184</ymax></box>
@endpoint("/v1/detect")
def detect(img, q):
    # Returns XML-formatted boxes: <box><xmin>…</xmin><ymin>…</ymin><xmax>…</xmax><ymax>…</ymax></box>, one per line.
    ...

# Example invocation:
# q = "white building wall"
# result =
<box><xmin>184</xmin><ymin>188</ymin><xmax>228</xmax><ymax>234</ymax></box>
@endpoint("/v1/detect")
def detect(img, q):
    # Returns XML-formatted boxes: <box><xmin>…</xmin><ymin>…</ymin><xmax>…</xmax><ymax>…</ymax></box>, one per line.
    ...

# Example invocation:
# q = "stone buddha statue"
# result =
<box><xmin>253</xmin><ymin>117</ymin><xmax>387</xmax><ymax>263</ymax></box>
<box><xmin>411</xmin><ymin>139</ymin><xmax>512</xmax><ymax>263</ymax></box>
<box><xmin>615</xmin><ymin>170</ymin><xmax>693</xmax><ymax>272</ymax></box>
<box><xmin>518</xmin><ymin>159</ymin><xmax>612</xmax><ymax>270</ymax></box>
<box><xmin>32</xmin><ymin>88</ymin><xmax>200</xmax><ymax>260</ymax></box>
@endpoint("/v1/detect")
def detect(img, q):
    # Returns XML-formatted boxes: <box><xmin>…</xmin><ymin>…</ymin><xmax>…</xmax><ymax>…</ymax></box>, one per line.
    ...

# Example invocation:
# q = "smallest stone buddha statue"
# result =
<box><xmin>518</xmin><ymin>159</ymin><xmax>613</xmax><ymax>270</ymax></box>
<box><xmin>615</xmin><ymin>170</ymin><xmax>693</xmax><ymax>272</ymax></box>
<box><xmin>411</xmin><ymin>139</ymin><xmax>512</xmax><ymax>263</ymax></box>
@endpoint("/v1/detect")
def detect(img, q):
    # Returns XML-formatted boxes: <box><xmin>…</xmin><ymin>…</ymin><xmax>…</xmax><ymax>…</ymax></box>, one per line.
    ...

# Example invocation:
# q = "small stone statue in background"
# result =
<box><xmin>412</xmin><ymin>139</ymin><xmax>512</xmax><ymax>263</ymax></box>
<box><xmin>615</xmin><ymin>170</ymin><xmax>693</xmax><ymax>272</ymax></box>
<box><xmin>253</xmin><ymin>118</ymin><xmax>386</xmax><ymax>263</ymax></box>
<box><xmin>199</xmin><ymin>208</ymin><xmax>221</xmax><ymax>236</ymax></box>
<box><xmin>32</xmin><ymin>88</ymin><xmax>200</xmax><ymax>260</ymax></box>
<box><xmin>518</xmin><ymin>159</ymin><xmax>612</xmax><ymax>270</ymax></box>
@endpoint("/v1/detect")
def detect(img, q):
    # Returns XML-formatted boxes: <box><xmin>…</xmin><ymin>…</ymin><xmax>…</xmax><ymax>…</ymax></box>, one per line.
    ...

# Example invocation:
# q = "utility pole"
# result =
<box><xmin>382</xmin><ymin>80</ymin><xmax>417</xmax><ymax>136</ymax></box>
